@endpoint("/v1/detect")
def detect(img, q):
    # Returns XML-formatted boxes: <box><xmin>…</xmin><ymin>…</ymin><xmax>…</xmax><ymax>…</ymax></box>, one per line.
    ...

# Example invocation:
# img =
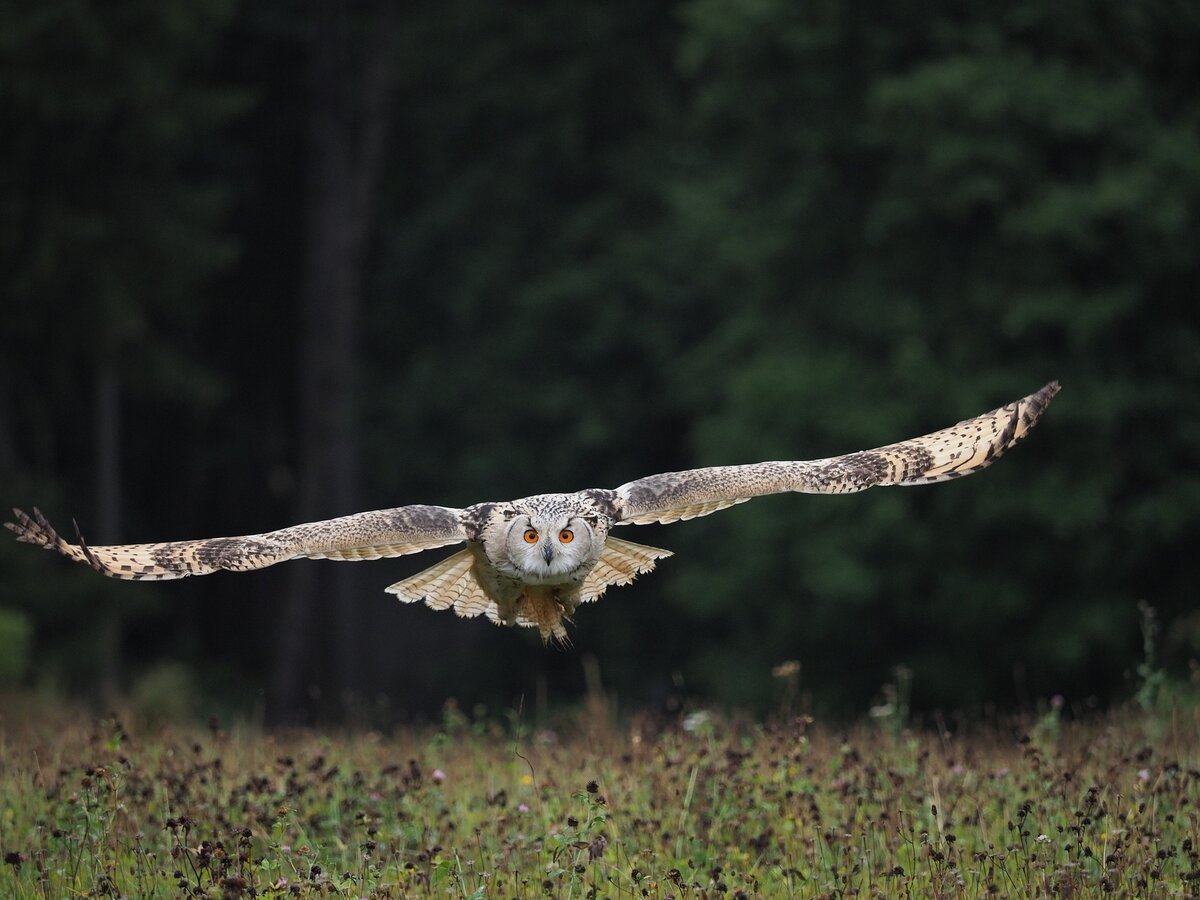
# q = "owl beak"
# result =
<box><xmin>541</xmin><ymin>542</ymin><xmax>555</xmax><ymax>564</ymax></box>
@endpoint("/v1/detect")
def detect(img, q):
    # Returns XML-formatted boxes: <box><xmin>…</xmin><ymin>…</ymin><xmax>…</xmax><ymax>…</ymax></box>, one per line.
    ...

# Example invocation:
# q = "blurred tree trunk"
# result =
<box><xmin>270</xmin><ymin>1</ymin><xmax>398</xmax><ymax>721</ymax></box>
<box><xmin>94</xmin><ymin>362</ymin><xmax>121</xmax><ymax>704</ymax></box>
<box><xmin>0</xmin><ymin>387</ymin><xmax>15</xmax><ymax>482</ymax></box>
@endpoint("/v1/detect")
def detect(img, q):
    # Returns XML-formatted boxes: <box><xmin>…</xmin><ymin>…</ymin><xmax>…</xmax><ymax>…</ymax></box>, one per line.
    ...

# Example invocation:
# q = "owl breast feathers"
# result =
<box><xmin>7</xmin><ymin>381</ymin><xmax>1059</xmax><ymax>641</ymax></box>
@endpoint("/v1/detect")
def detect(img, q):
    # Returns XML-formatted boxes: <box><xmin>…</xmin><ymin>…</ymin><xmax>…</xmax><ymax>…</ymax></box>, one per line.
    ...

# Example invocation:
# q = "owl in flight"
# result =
<box><xmin>8</xmin><ymin>382</ymin><xmax>1058</xmax><ymax>641</ymax></box>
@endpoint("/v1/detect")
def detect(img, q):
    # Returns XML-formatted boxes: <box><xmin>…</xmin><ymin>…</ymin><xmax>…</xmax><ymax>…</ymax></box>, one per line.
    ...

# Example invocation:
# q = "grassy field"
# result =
<box><xmin>0</xmin><ymin>695</ymin><xmax>1197</xmax><ymax>898</ymax></box>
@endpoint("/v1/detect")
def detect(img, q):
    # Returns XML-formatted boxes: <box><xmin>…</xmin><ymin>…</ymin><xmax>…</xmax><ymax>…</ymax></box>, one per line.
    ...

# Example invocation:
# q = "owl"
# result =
<box><xmin>7</xmin><ymin>382</ymin><xmax>1058</xmax><ymax>641</ymax></box>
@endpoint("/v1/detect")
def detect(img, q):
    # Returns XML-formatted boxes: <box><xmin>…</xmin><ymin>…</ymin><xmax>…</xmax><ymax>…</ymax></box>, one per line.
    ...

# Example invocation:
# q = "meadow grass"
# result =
<box><xmin>0</xmin><ymin>694</ymin><xmax>1197</xmax><ymax>898</ymax></box>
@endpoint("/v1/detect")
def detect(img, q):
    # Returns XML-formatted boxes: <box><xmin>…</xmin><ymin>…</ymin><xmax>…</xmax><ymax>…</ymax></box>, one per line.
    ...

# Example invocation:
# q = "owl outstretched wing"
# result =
<box><xmin>610</xmin><ymin>381</ymin><xmax>1059</xmax><ymax>526</ymax></box>
<box><xmin>4</xmin><ymin>505</ymin><xmax>468</xmax><ymax>581</ymax></box>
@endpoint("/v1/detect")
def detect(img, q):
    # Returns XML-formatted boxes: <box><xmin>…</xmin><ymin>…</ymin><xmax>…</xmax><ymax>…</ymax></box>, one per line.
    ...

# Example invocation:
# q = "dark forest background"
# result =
<box><xmin>1</xmin><ymin>0</ymin><xmax>1197</xmax><ymax>723</ymax></box>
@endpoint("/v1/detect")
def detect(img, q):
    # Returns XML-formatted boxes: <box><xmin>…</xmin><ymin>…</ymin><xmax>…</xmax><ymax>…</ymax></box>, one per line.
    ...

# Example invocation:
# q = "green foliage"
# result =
<box><xmin>129</xmin><ymin>661</ymin><xmax>198</xmax><ymax>724</ymax></box>
<box><xmin>636</xmin><ymin>0</ymin><xmax>1200</xmax><ymax>711</ymax></box>
<box><xmin>0</xmin><ymin>608</ymin><xmax>32</xmax><ymax>683</ymax></box>
<box><xmin>2</xmin><ymin>0</ymin><xmax>1197</xmax><ymax>715</ymax></box>
<box><xmin>0</xmin><ymin>703</ymin><xmax>1197</xmax><ymax>895</ymax></box>
<box><xmin>1</xmin><ymin>0</ymin><xmax>246</xmax><ymax>368</ymax></box>
<box><xmin>0</xmin><ymin>0</ymin><xmax>249</xmax><ymax>696</ymax></box>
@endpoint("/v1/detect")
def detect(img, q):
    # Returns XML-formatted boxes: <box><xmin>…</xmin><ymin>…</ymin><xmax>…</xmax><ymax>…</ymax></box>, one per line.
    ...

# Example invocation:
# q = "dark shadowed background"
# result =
<box><xmin>1</xmin><ymin>0</ymin><xmax>1197</xmax><ymax>723</ymax></box>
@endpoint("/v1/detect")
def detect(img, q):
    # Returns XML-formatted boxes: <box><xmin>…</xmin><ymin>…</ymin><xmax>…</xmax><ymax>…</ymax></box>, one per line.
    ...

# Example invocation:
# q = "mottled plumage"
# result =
<box><xmin>7</xmin><ymin>381</ymin><xmax>1059</xmax><ymax>640</ymax></box>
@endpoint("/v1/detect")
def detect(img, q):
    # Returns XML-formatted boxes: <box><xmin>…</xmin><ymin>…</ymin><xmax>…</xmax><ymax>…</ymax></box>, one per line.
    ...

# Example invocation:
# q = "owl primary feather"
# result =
<box><xmin>7</xmin><ymin>381</ymin><xmax>1059</xmax><ymax>641</ymax></box>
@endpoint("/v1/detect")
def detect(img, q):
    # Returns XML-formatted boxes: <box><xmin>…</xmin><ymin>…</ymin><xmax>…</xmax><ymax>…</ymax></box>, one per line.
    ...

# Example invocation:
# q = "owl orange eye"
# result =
<box><xmin>523</xmin><ymin>528</ymin><xmax>539</xmax><ymax>544</ymax></box>
<box><xmin>559</xmin><ymin>529</ymin><xmax>574</xmax><ymax>543</ymax></box>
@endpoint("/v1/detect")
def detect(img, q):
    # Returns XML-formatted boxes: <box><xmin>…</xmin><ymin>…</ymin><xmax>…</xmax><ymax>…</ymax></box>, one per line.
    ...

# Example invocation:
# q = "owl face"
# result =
<box><xmin>499</xmin><ymin>510</ymin><xmax>600</xmax><ymax>584</ymax></box>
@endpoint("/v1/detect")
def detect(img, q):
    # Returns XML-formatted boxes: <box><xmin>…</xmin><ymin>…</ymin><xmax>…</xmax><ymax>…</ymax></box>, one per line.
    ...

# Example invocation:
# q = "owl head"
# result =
<box><xmin>490</xmin><ymin>498</ymin><xmax>606</xmax><ymax>583</ymax></box>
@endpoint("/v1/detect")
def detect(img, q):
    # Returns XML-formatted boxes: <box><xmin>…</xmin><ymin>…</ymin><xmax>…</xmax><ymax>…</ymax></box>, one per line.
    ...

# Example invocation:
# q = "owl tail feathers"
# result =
<box><xmin>579</xmin><ymin>536</ymin><xmax>674</xmax><ymax>604</ymax></box>
<box><xmin>385</xmin><ymin>549</ymin><xmax>500</xmax><ymax>623</ymax></box>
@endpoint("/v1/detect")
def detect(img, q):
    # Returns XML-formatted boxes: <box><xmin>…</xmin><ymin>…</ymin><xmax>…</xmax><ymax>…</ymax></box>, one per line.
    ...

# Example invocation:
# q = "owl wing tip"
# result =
<box><xmin>5</xmin><ymin>507</ymin><xmax>117</xmax><ymax>575</ymax></box>
<box><xmin>1032</xmin><ymin>380</ymin><xmax>1061</xmax><ymax>407</ymax></box>
<box><xmin>7</xmin><ymin>506</ymin><xmax>62</xmax><ymax>549</ymax></box>
<box><xmin>1008</xmin><ymin>380</ymin><xmax>1060</xmax><ymax>442</ymax></box>
<box><xmin>3</xmin><ymin>516</ymin><xmax>23</xmax><ymax>538</ymax></box>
